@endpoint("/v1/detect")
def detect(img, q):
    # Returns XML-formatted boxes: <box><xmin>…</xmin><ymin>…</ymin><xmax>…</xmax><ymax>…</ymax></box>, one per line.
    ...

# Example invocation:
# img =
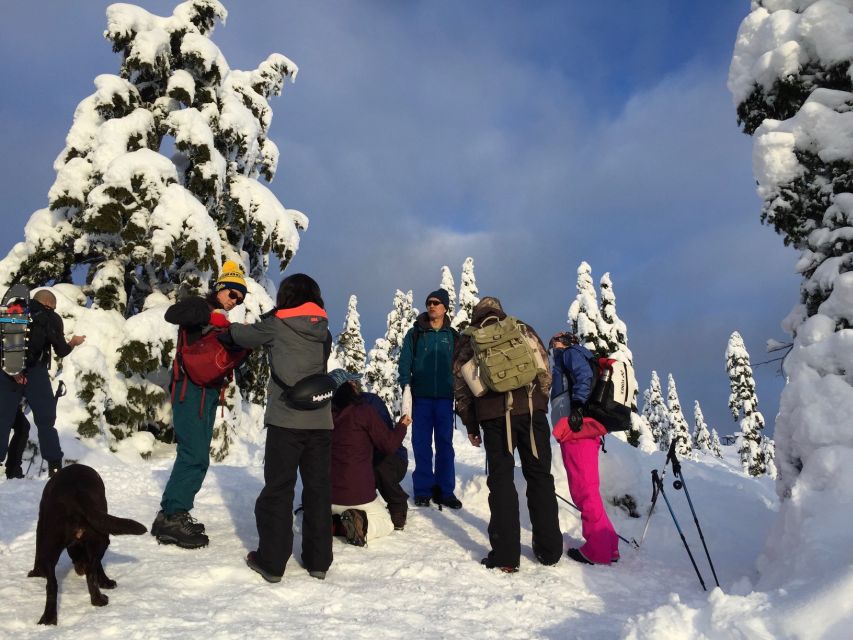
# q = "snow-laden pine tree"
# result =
<box><xmin>332</xmin><ymin>294</ymin><xmax>366</xmax><ymax>375</ymax></box>
<box><xmin>709</xmin><ymin>428</ymin><xmax>724</xmax><ymax>459</ymax></box>
<box><xmin>568</xmin><ymin>262</ymin><xmax>609</xmax><ymax>354</ymax></box>
<box><xmin>0</xmin><ymin>1</ymin><xmax>304</xmax><ymax>461</ymax></box>
<box><xmin>666</xmin><ymin>374</ymin><xmax>692</xmax><ymax>456</ymax></box>
<box><xmin>761</xmin><ymin>436</ymin><xmax>778</xmax><ymax>479</ymax></box>
<box><xmin>726</xmin><ymin>331</ymin><xmax>770</xmax><ymax>476</ymax></box>
<box><xmin>730</xmin><ymin>1</ymin><xmax>853</xmax><ymax>586</ymax></box>
<box><xmin>692</xmin><ymin>400</ymin><xmax>713</xmax><ymax>454</ymax></box>
<box><xmin>439</xmin><ymin>265</ymin><xmax>457</xmax><ymax>321</ymax></box>
<box><xmin>452</xmin><ymin>257</ymin><xmax>479</xmax><ymax>330</ymax></box>
<box><xmin>641</xmin><ymin>372</ymin><xmax>670</xmax><ymax>450</ymax></box>
<box><xmin>364</xmin><ymin>290</ymin><xmax>417</xmax><ymax>416</ymax></box>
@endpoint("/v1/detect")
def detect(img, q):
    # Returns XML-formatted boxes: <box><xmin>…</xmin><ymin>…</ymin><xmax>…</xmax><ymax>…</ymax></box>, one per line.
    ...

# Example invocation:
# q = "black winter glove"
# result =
<box><xmin>569</xmin><ymin>405</ymin><xmax>584</xmax><ymax>432</ymax></box>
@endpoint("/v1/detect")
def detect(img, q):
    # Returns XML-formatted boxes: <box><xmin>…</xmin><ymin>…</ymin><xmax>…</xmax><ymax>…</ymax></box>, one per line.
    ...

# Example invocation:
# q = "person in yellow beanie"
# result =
<box><xmin>151</xmin><ymin>260</ymin><xmax>249</xmax><ymax>549</ymax></box>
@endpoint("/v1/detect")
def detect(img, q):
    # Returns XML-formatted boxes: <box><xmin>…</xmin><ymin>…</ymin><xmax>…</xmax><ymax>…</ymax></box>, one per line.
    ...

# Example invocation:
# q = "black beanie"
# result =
<box><xmin>426</xmin><ymin>288</ymin><xmax>450</xmax><ymax>309</ymax></box>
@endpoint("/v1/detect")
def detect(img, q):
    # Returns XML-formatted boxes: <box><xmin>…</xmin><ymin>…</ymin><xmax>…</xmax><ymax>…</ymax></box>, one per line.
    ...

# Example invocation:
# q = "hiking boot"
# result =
<box><xmin>5</xmin><ymin>466</ymin><xmax>24</xmax><ymax>480</ymax></box>
<box><xmin>308</xmin><ymin>570</ymin><xmax>327</xmax><ymax>580</ymax></box>
<box><xmin>340</xmin><ymin>509</ymin><xmax>368</xmax><ymax>547</ymax></box>
<box><xmin>47</xmin><ymin>459</ymin><xmax>62</xmax><ymax>478</ymax></box>
<box><xmin>246</xmin><ymin>551</ymin><xmax>281</xmax><ymax>583</ymax></box>
<box><xmin>413</xmin><ymin>496</ymin><xmax>431</xmax><ymax>507</ymax></box>
<box><xmin>151</xmin><ymin>510</ymin><xmax>205</xmax><ymax>537</ymax></box>
<box><xmin>567</xmin><ymin>548</ymin><xmax>593</xmax><ymax>565</ymax></box>
<box><xmin>433</xmin><ymin>493</ymin><xmax>463</xmax><ymax>510</ymax></box>
<box><xmin>389</xmin><ymin>505</ymin><xmax>407</xmax><ymax>530</ymax></box>
<box><xmin>481</xmin><ymin>553</ymin><xmax>519</xmax><ymax>574</ymax></box>
<box><xmin>154</xmin><ymin>512</ymin><xmax>209</xmax><ymax>549</ymax></box>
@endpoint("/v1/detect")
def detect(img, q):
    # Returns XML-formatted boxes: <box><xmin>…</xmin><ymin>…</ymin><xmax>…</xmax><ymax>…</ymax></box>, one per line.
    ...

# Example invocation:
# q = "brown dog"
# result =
<box><xmin>27</xmin><ymin>463</ymin><xmax>147</xmax><ymax>625</ymax></box>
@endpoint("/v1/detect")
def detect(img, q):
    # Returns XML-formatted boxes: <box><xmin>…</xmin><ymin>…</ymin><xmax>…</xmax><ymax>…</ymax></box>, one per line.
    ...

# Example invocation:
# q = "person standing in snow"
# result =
<box><xmin>327</xmin><ymin>369</ymin><xmax>410</xmax><ymax>546</ymax></box>
<box><xmin>151</xmin><ymin>261</ymin><xmax>248</xmax><ymax>549</ymax></box>
<box><xmin>397</xmin><ymin>288</ymin><xmax>461</xmax><ymax>509</ymax></box>
<box><xmin>549</xmin><ymin>331</ymin><xmax>619</xmax><ymax>565</ymax></box>
<box><xmin>453</xmin><ymin>297</ymin><xmax>562</xmax><ymax>573</ymax></box>
<box><xmin>0</xmin><ymin>289</ymin><xmax>85</xmax><ymax>479</ymax></box>
<box><xmin>227</xmin><ymin>273</ymin><xmax>334</xmax><ymax>583</ymax></box>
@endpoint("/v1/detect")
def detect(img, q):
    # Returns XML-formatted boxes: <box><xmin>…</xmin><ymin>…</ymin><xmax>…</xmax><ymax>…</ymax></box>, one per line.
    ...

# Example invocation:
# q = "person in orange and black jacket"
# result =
<box><xmin>151</xmin><ymin>261</ymin><xmax>247</xmax><ymax>550</ymax></box>
<box><xmin>226</xmin><ymin>273</ymin><xmax>335</xmax><ymax>584</ymax></box>
<box><xmin>452</xmin><ymin>296</ymin><xmax>562</xmax><ymax>573</ymax></box>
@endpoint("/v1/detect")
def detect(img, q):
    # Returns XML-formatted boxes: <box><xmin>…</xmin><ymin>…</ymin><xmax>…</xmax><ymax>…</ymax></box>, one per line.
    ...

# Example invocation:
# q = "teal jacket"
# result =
<box><xmin>397</xmin><ymin>313</ymin><xmax>457</xmax><ymax>399</ymax></box>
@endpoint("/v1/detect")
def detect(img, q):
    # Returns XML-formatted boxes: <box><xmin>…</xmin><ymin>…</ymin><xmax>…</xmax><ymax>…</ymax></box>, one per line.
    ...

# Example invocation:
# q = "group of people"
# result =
<box><xmin>0</xmin><ymin>262</ymin><xmax>621</xmax><ymax>582</ymax></box>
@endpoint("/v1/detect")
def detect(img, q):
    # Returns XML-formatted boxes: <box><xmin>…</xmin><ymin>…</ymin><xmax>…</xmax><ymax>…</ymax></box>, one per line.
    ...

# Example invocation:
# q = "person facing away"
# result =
<box><xmin>151</xmin><ymin>261</ymin><xmax>247</xmax><ymax>549</ymax></box>
<box><xmin>327</xmin><ymin>369</ymin><xmax>410</xmax><ymax>546</ymax></box>
<box><xmin>397</xmin><ymin>288</ymin><xmax>461</xmax><ymax>510</ymax></box>
<box><xmin>331</xmin><ymin>369</ymin><xmax>411</xmax><ymax>530</ymax></box>
<box><xmin>3</xmin><ymin>403</ymin><xmax>31</xmax><ymax>479</ymax></box>
<box><xmin>549</xmin><ymin>331</ymin><xmax>619</xmax><ymax>566</ymax></box>
<box><xmin>226</xmin><ymin>273</ymin><xmax>334</xmax><ymax>583</ymax></box>
<box><xmin>453</xmin><ymin>296</ymin><xmax>562</xmax><ymax>573</ymax></box>
<box><xmin>0</xmin><ymin>289</ymin><xmax>85</xmax><ymax>479</ymax></box>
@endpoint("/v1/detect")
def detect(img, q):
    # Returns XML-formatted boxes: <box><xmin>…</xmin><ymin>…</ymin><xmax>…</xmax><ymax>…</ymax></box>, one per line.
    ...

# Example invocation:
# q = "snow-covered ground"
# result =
<box><xmin>0</xmin><ymin>427</ymin><xmax>792</xmax><ymax>639</ymax></box>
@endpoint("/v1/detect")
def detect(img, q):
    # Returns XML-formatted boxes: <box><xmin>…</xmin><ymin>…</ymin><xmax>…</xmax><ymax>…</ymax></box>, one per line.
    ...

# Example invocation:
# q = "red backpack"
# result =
<box><xmin>171</xmin><ymin>328</ymin><xmax>249</xmax><ymax>411</ymax></box>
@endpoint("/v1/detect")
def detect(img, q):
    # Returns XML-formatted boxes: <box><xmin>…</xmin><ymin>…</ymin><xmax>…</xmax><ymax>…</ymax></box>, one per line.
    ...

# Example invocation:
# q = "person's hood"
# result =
<box><xmin>275</xmin><ymin>303</ymin><xmax>329</xmax><ymax>342</ymax></box>
<box><xmin>470</xmin><ymin>296</ymin><xmax>506</xmax><ymax>327</ymax></box>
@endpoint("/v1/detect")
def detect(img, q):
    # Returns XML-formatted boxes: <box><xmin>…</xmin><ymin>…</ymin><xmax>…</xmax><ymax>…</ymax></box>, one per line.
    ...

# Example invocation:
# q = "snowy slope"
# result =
<box><xmin>0</xmin><ymin>429</ymin><xmax>785</xmax><ymax>639</ymax></box>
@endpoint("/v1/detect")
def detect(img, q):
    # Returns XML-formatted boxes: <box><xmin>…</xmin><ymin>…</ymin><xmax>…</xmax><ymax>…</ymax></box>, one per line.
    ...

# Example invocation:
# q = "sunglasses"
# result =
<box><xmin>227</xmin><ymin>290</ymin><xmax>244</xmax><ymax>305</ymax></box>
<box><xmin>426</xmin><ymin>299</ymin><xmax>443</xmax><ymax>307</ymax></box>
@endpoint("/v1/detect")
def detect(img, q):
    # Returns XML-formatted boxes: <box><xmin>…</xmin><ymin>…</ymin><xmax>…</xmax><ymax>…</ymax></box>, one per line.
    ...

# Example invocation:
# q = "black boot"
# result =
<box><xmin>340</xmin><ymin>509</ymin><xmax>368</xmax><ymax>547</ymax></box>
<box><xmin>154</xmin><ymin>512</ymin><xmax>209</xmax><ymax>549</ymax></box>
<box><xmin>151</xmin><ymin>510</ymin><xmax>205</xmax><ymax>537</ymax></box>
<box><xmin>5</xmin><ymin>466</ymin><xmax>24</xmax><ymax>479</ymax></box>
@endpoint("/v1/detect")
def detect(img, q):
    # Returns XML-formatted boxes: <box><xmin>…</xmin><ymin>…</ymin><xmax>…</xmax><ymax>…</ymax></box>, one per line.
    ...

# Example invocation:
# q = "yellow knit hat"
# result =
<box><xmin>215</xmin><ymin>260</ymin><xmax>247</xmax><ymax>295</ymax></box>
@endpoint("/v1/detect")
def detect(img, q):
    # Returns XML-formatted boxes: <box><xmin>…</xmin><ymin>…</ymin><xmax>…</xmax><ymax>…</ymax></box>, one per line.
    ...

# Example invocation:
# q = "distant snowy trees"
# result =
<box><xmin>730</xmin><ymin>1</ymin><xmax>850</xmax><ymax>495</ymax></box>
<box><xmin>439</xmin><ymin>266</ymin><xmax>457</xmax><ymax>321</ymax></box>
<box><xmin>641</xmin><ymin>371</ymin><xmax>670</xmax><ymax>450</ymax></box>
<box><xmin>364</xmin><ymin>290</ymin><xmax>417</xmax><ymax>416</ymax></box>
<box><xmin>452</xmin><ymin>257</ymin><xmax>479</xmax><ymax>330</ymax></box>
<box><xmin>692</xmin><ymin>401</ymin><xmax>713</xmax><ymax>454</ymax></box>
<box><xmin>0</xmin><ymin>1</ymin><xmax>303</xmax><ymax>460</ymax></box>
<box><xmin>666</xmin><ymin>374</ymin><xmax>692</xmax><ymax>457</ymax></box>
<box><xmin>726</xmin><ymin>331</ymin><xmax>774</xmax><ymax>477</ymax></box>
<box><xmin>333</xmin><ymin>295</ymin><xmax>366</xmax><ymax>374</ymax></box>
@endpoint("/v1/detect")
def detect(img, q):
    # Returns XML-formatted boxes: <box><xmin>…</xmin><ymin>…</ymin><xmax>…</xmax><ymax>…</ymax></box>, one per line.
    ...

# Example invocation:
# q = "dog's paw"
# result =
<box><xmin>37</xmin><ymin>612</ymin><xmax>57</xmax><ymax>625</ymax></box>
<box><xmin>91</xmin><ymin>593</ymin><xmax>109</xmax><ymax>607</ymax></box>
<box><xmin>27</xmin><ymin>568</ymin><xmax>45</xmax><ymax>578</ymax></box>
<box><xmin>100</xmin><ymin>578</ymin><xmax>117</xmax><ymax>589</ymax></box>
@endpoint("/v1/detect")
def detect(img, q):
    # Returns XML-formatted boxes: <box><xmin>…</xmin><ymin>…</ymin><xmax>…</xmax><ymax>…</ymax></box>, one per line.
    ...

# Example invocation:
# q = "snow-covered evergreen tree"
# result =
<box><xmin>761</xmin><ymin>436</ymin><xmax>778</xmax><ymax>480</ymax></box>
<box><xmin>0</xmin><ymin>1</ymin><xmax>303</xmax><ymax>460</ymax></box>
<box><xmin>598</xmin><ymin>272</ymin><xmax>630</xmax><ymax>359</ymax></box>
<box><xmin>692</xmin><ymin>400</ymin><xmax>713</xmax><ymax>454</ymax></box>
<box><xmin>439</xmin><ymin>265</ymin><xmax>457</xmax><ymax>320</ymax></box>
<box><xmin>709</xmin><ymin>429</ymin><xmax>723</xmax><ymax>459</ymax></box>
<box><xmin>568</xmin><ymin>262</ymin><xmax>608</xmax><ymax>354</ymax></box>
<box><xmin>641</xmin><ymin>372</ymin><xmax>670</xmax><ymax>450</ymax></box>
<box><xmin>364</xmin><ymin>290</ymin><xmax>417</xmax><ymax>417</ymax></box>
<box><xmin>666</xmin><ymin>374</ymin><xmax>692</xmax><ymax>456</ymax></box>
<box><xmin>452</xmin><ymin>257</ymin><xmax>479</xmax><ymax>330</ymax></box>
<box><xmin>726</xmin><ymin>331</ymin><xmax>770</xmax><ymax>476</ymax></box>
<box><xmin>333</xmin><ymin>294</ymin><xmax>366</xmax><ymax>375</ymax></box>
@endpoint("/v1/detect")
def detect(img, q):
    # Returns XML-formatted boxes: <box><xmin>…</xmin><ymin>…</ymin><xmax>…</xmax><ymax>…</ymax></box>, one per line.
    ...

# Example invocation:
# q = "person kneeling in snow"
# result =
<box><xmin>549</xmin><ymin>332</ymin><xmax>619</xmax><ymax>566</ymax></box>
<box><xmin>329</xmin><ymin>369</ymin><xmax>410</xmax><ymax>546</ymax></box>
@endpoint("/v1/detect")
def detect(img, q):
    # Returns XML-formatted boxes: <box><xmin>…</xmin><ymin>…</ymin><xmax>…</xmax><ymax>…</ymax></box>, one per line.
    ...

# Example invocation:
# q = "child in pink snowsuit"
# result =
<box><xmin>549</xmin><ymin>332</ymin><xmax>619</xmax><ymax>565</ymax></box>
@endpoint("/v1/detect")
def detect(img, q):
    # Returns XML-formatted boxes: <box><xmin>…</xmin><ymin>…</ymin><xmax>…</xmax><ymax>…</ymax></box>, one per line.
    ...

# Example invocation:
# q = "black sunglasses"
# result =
<box><xmin>426</xmin><ymin>299</ymin><xmax>443</xmax><ymax>307</ymax></box>
<box><xmin>227</xmin><ymin>290</ymin><xmax>244</xmax><ymax>305</ymax></box>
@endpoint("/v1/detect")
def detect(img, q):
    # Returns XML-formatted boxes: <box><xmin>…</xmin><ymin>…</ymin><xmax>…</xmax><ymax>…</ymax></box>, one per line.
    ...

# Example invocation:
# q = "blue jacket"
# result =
<box><xmin>397</xmin><ymin>313</ymin><xmax>456</xmax><ymax>399</ymax></box>
<box><xmin>550</xmin><ymin>344</ymin><xmax>595</xmax><ymax>423</ymax></box>
<box><xmin>362</xmin><ymin>391</ymin><xmax>408</xmax><ymax>465</ymax></box>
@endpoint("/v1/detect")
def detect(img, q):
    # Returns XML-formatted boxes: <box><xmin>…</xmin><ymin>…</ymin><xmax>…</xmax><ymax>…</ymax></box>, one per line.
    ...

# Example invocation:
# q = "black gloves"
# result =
<box><xmin>569</xmin><ymin>405</ymin><xmax>584</xmax><ymax>432</ymax></box>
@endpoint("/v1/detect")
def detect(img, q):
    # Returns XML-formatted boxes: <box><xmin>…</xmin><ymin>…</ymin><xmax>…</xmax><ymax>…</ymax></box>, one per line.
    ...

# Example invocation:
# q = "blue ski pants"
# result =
<box><xmin>411</xmin><ymin>396</ymin><xmax>455</xmax><ymax>499</ymax></box>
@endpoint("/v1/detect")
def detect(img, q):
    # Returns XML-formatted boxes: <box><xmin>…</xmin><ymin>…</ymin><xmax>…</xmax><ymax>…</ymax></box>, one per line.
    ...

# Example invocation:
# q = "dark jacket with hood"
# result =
<box><xmin>398</xmin><ymin>313</ymin><xmax>457</xmax><ymax>398</ymax></box>
<box><xmin>549</xmin><ymin>344</ymin><xmax>596</xmax><ymax>424</ymax></box>
<box><xmin>164</xmin><ymin>295</ymin><xmax>214</xmax><ymax>345</ymax></box>
<box><xmin>331</xmin><ymin>401</ymin><xmax>407</xmax><ymax>506</ymax></box>
<box><xmin>229</xmin><ymin>302</ymin><xmax>333</xmax><ymax>430</ymax></box>
<box><xmin>451</xmin><ymin>298</ymin><xmax>551</xmax><ymax>435</ymax></box>
<box><xmin>25</xmin><ymin>300</ymin><xmax>73</xmax><ymax>368</ymax></box>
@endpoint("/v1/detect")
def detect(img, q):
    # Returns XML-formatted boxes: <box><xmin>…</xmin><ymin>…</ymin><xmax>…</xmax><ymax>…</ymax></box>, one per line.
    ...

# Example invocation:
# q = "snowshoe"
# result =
<box><xmin>0</xmin><ymin>284</ymin><xmax>30</xmax><ymax>377</ymax></box>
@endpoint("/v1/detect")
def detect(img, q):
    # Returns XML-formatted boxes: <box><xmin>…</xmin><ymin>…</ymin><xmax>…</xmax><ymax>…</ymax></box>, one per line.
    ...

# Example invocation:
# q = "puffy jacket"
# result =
<box><xmin>331</xmin><ymin>402</ymin><xmax>407</xmax><ymax>506</ymax></box>
<box><xmin>451</xmin><ymin>302</ymin><xmax>551</xmax><ymax>435</ymax></box>
<box><xmin>229</xmin><ymin>302</ymin><xmax>333</xmax><ymax>430</ymax></box>
<box><xmin>397</xmin><ymin>313</ymin><xmax>456</xmax><ymax>398</ymax></box>
<box><xmin>361</xmin><ymin>391</ymin><xmax>408</xmax><ymax>465</ymax></box>
<box><xmin>25</xmin><ymin>300</ymin><xmax>73</xmax><ymax>367</ymax></box>
<box><xmin>550</xmin><ymin>344</ymin><xmax>595</xmax><ymax>424</ymax></box>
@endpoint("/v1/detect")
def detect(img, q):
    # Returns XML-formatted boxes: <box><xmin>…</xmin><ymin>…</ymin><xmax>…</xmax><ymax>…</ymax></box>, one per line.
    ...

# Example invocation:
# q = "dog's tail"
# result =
<box><xmin>87</xmin><ymin>511</ymin><xmax>147</xmax><ymax>536</ymax></box>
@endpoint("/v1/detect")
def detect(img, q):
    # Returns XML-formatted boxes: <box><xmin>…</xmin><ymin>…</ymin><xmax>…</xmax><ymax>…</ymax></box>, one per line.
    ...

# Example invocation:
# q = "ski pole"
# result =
<box><xmin>637</xmin><ymin>440</ymin><xmax>677</xmax><ymax>547</ymax></box>
<box><xmin>554</xmin><ymin>492</ymin><xmax>639</xmax><ymax>549</ymax></box>
<box><xmin>668</xmin><ymin>450</ymin><xmax>720</xmax><ymax>588</ymax></box>
<box><xmin>652</xmin><ymin>469</ymin><xmax>706</xmax><ymax>591</ymax></box>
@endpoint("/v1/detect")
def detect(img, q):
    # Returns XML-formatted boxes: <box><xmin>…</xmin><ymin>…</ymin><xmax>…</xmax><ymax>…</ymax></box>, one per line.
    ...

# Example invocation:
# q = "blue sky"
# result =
<box><xmin>0</xmin><ymin>1</ymin><xmax>797</xmax><ymax>438</ymax></box>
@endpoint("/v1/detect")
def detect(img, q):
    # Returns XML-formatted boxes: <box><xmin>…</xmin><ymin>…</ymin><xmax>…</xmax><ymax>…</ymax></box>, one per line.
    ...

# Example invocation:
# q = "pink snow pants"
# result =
<box><xmin>559</xmin><ymin>423</ymin><xmax>619</xmax><ymax>564</ymax></box>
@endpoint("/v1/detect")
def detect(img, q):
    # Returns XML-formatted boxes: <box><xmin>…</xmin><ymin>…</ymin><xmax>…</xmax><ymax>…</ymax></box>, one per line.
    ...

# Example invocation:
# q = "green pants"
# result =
<box><xmin>160</xmin><ymin>379</ymin><xmax>219</xmax><ymax>515</ymax></box>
